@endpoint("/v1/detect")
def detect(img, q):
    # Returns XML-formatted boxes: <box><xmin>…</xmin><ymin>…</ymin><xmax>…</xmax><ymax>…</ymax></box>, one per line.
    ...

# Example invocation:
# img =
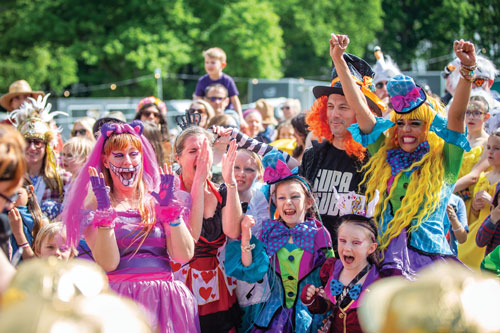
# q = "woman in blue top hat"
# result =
<box><xmin>330</xmin><ymin>33</ymin><xmax>476</xmax><ymax>278</ymax></box>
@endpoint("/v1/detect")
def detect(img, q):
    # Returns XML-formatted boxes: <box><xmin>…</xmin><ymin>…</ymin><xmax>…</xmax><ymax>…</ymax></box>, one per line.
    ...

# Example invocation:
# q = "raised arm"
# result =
<box><xmin>212</xmin><ymin>126</ymin><xmax>300</xmax><ymax>169</ymax></box>
<box><xmin>188</xmin><ymin>139</ymin><xmax>210</xmax><ymax>241</ymax></box>
<box><xmin>330</xmin><ymin>33</ymin><xmax>376</xmax><ymax>134</ymax></box>
<box><xmin>84</xmin><ymin>167</ymin><xmax>120</xmax><ymax>272</ymax></box>
<box><xmin>447</xmin><ymin>40</ymin><xmax>476</xmax><ymax>133</ymax></box>
<box><xmin>221</xmin><ymin>140</ymin><xmax>242</xmax><ymax>239</ymax></box>
<box><xmin>153</xmin><ymin>164</ymin><xmax>195</xmax><ymax>263</ymax></box>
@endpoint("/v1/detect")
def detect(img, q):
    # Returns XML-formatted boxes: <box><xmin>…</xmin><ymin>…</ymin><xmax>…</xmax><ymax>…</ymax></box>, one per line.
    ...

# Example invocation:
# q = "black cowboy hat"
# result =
<box><xmin>313</xmin><ymin>53</ymin><xmax>385</xmax><ymax>116</ymax></box>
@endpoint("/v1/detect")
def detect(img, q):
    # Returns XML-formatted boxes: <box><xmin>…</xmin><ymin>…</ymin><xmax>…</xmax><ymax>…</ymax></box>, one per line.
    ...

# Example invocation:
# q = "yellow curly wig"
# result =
<box><xmin>360</xmin><ymin>96</ymin><xmax>451</xmax><ymax>252</ymax></box>
<box><xmin>306</xmin><ymin>96</ymin><xmax>367</xmax><ymax>161</ymax></box>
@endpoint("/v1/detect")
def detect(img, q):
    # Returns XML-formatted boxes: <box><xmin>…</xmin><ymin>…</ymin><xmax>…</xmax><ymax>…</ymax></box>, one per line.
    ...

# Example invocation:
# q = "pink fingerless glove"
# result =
<box><xmin>91</xmin><ymin>209</ymin><xmax>116</xmax><ymax>229</ymax></box>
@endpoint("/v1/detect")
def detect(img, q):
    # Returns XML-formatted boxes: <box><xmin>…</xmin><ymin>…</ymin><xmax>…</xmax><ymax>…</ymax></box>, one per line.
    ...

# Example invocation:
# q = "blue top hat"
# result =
<box><xmin>387</xmin><ymin>74</ymin><xmax>427</xmax><ymax>114</ymax></box>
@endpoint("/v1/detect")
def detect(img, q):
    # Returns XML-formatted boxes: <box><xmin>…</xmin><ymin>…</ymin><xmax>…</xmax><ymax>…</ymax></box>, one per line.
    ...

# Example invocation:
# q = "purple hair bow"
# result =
<box><xmin>390</xmin><ymin>87</ymin><xmax>422</xmax><ymax>112</ymax></box>
<box><xmin>263</xmin><ymin>159</ymin><xmax>292</xmax><ymax>183</ymax></box>
<box><xmin>101</xmin><ymin>120</ymin><xmax>144</xmax><ymax>139</ymax></box>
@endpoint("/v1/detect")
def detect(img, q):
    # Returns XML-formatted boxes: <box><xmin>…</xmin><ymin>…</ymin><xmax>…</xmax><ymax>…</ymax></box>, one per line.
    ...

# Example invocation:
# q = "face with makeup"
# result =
<box><xmin>234</xmin><ymin>151</ymin><xmax>260</xmax><ymax>195</ymax></box>
<box><xmin>275</xmin><ymin>179</ymin><xmax>313</xmax><ymax>228</ymax></box>
<box><xmin>395</xmin><ymin>118</ymin><xmax>427</xmax><ymax>153</ymax></box>
<box><xmin>103</xmin><ymin>142</ymin><xmax>142</xmax><ymax>191</ymax></box>
<box><xmin>337</xmin><ymin>222</ymin><xmax>377</xmax><ymax>271</ymax></box>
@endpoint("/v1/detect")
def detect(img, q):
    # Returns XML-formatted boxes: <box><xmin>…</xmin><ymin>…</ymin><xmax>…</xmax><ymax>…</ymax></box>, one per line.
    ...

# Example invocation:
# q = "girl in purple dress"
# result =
<box><xmin>63</xmin><ymin>121</ymin><xmax>199</xmax><ymax>332</ymax></box>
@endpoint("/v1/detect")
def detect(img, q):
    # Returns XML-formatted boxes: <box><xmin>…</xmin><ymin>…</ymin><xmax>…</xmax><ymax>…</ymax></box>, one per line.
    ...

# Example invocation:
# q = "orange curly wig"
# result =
<box><xmin>306</xmin><ymin>96</ymin><xmax>366</xmax><ymax>161</ymax></box>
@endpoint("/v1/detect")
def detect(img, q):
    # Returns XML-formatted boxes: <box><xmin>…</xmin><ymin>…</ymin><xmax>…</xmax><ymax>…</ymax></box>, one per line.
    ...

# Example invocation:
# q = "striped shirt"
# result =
<box><xmin>230</xmin><ymin>129</ymin><xmax>291</xmax><ymax>162</ymax></box>
<box><xmin>476</xmin><ymin>215</ymin><xmax>500</xmax><ymax>255</ymax></box>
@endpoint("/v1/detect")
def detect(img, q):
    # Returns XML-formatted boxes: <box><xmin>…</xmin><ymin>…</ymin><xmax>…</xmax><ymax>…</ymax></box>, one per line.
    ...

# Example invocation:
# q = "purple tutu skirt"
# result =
<box><xmin>109</xmin><ymin>273</ymin><xmax>200</xmax><ymax>332</ymax></box>
<box><xmin>380</xmin><ymin>230</ymin><xmax>462</xmax><ymax>280</ymax></box>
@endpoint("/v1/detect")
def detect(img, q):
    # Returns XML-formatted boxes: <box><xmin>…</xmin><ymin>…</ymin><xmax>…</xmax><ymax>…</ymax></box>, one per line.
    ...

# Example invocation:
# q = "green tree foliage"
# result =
<box><xmin>0</xmin><ymin>0</ymin><xmax>386</xmax><ymax>99</ymax></box>
<box><xmin>377</xmin><ymin>0</ymin><xmax>500</xmax><ymax>70</ymax></box>
<box><xmin>272</xmin><ymin>0</ymin><xmax>384</xmax><ymax>78</ymax></box>
<box><xmin>204</xmin><ymin>0</ymin><xmax>284</xmax><ymax>79</ymax></box>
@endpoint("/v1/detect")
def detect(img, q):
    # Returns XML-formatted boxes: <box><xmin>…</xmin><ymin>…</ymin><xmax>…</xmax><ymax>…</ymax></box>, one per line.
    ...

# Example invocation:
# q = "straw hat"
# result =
<box><xmin>256</xmin><ymin>98</ymin><xmax>278</xmax><ymax>126</ymax></box>
<box><xmin>0</xmin><ymin>80</ymin><xmax>45</xmax><ymax>111</ymax></box>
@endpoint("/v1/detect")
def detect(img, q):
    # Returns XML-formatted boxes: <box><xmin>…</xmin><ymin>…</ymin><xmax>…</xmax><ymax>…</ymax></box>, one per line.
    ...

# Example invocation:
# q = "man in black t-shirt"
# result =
<box><xmin>299</xmin><ymin>52</ymin><xmax>386</xmax><ymax>251</ymax></box>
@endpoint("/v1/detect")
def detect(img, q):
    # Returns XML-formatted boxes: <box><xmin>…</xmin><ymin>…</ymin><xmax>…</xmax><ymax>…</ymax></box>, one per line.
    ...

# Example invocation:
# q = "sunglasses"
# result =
<box><xmin>473</xmin><ymin>77</ymin><xmax>488</xmax><ymax>87</ymax></box>
<box><xmin>189</xmin><ymin>108</ymin><xmax>206</xmax><ymax>114</ymax></box>
<box><xmin>26</xmin><ymin>138</ymin><xmax>45</xmax><ymax>149</ymax></box>
<box><xmin>71</xmin><ymin>129</ymin><xmax>87</xmax><ymax>137</ymax></box>
<box><xmin>375</xmin><ymin>82</ymin><xmax>387</xmax><ymax>89</ymax></box>
<box><xmin>141</xmin><ymin>110</ymin><xmax>160</xmax><ymax>118</ymax></box>
<box><xmin>208</xmin><ymin>96</ymin><xmax>225</xmax><ymax>102</ymax></box>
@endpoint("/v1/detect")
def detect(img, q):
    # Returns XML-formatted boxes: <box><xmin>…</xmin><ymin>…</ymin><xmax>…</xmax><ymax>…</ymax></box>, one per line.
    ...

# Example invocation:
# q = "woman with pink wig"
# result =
<box><xmin>62</xmin><ymin>120</ymin><xmax>199</xmax><ymax>332</ymax></box>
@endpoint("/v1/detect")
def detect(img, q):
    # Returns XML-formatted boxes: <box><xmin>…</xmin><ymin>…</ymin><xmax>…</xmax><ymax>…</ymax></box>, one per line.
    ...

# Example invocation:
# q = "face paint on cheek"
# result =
<box><xmin>109</xmin><ymin>162</ymin><xmax>142</xmax><ymax>187</ymax></box>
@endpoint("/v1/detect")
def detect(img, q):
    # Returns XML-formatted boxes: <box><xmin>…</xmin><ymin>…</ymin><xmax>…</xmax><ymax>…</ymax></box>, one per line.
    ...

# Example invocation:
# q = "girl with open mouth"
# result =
<box><xmin>224</xmin><ymin>151</ymin><xmax>333</xmax><ymax>332</ymax></box>
<box><xmin>302</xmin><ymin>213</ymin><xmax>380</xmax><ymax>333</ymax></box>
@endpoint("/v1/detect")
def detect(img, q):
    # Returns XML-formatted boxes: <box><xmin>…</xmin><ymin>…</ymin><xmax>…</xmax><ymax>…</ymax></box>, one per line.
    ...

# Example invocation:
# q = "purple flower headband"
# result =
<box><xmin>136</xmin><ymin>96</ymin><xmax>167</xmax><ymax>114</ymax></box>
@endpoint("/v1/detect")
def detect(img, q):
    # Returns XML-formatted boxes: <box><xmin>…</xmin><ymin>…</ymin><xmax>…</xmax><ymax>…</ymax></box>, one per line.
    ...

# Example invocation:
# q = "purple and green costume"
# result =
<box><xmin>225</xmin><ymin>218</ymin><xmax>333</xmax><ymax>332</ymax></box>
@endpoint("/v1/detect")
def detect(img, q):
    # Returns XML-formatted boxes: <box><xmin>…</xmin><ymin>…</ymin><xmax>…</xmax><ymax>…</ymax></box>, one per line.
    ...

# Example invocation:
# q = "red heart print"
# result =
<box><xmin>211</xmin><ymin>294</ymin><xmax>216</xmax><ymax>298</ymax></box>
<box><xmin>201</xmin><ymin>271</ymin><xmax>215</xmax><ymax>284</ymax></box>
<box><xmin>171</xmin><ymin>262</ymin><xmax>181</xmax><ymax>272</ymax></box>
<box><xmin>182</xmin><ymin>269</ymin><xmax>188</xmax><ymax>275</ymax></box>
<box><xmin>199</xmin><ymin>287</ymin><xmax>213</xmax><ymax>301</ymax></box>
<box><xmin>193</xmin><ymin>273</ymin><xmax>199</xmax><ymax>279</ymax></box>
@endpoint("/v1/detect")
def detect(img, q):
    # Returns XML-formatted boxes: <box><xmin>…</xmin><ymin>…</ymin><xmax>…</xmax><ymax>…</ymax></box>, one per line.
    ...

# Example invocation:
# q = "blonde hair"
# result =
<box><xmin>276</xmin><ymin>121</ymin><xmax>294</xmax><ymax>140</ymax></box>
<box><xmin>63</xmin><ymin>137</ymin><xmax>94</xmax><ymax>167</ymax></box>
<box><xmin>0</xmin><ymin>124</ymin><xmax>26</xmax><ymax>192</ymax></box>
<box><xmin>174</xmin><ymin>126</ymin><xmax>215</xmax><ymax>157</ymax></box>
<box><xmin>191</xmin><ymin>99</ymin><xmax>215</xmax><ymax>126</ymax></box>
<box><xmin>237</xmin><ymin>148</ymin><xmax>264</xmax><ymax>178</ymax></box>
<box><xmin>33</xmin><ymin>222</ymin><xmax>77</xmax><ymax>257</ymax></box>
<box><xmin>203</xmin><ymin>47</ymin><xmax>227</xmax><ymax>63</ymax></box>
<box><xmin>360</xmin><ymin>96</ymin><xmax>449</xmax><ymax>253</ymax></box>
<box><xmin>73</xmin><ymin>117</ymin><xmax>96</xmax><ymax>141</ymax></box>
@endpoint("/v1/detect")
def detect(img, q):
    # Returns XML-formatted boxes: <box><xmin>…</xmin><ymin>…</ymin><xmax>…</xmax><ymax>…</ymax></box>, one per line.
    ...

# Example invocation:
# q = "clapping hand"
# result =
<box><xmin>89</xmin><ymin>167</ymin><xmax>111</xmax><ymax>210</ymax></box>
<box><xmin>152</xmin><ymin>164</ymin><xmax>175</xmax><ymax>207</ymax></box>
<box><xmin>221</xmin><ymin>139</ymin><xmax>238</xmax><ymax>186</ymax></box>
<box><xmin>193</xmin><ymin>138</ymin><xmax>211</xmax><ymax>183</ymax></box>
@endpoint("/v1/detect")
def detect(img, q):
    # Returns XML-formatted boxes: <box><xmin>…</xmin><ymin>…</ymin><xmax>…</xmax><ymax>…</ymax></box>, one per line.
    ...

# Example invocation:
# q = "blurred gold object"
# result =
<box><xmin>359</xmin><ymin>262</ymin><xmax>500</xmax><ymax>333</ymax></box>
<box><xmin>3</xmin><ymin>257</ymin><xmax>109</xmax><ymax>306</ymax></box>
<box><xmin>0</xmin><ymin>258</ymin><xmax>152</xmax><ymax>332</ymax></box>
